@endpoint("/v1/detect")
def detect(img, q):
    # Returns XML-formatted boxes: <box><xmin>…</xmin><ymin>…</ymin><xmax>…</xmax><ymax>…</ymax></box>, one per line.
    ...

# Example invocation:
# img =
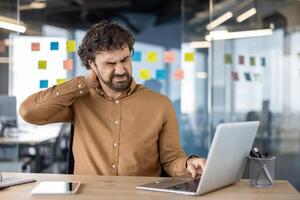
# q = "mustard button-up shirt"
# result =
<box><xmin>19</xmin><ymin>76</ymin><xmax>189</xmax><ymax>176</ymax></box>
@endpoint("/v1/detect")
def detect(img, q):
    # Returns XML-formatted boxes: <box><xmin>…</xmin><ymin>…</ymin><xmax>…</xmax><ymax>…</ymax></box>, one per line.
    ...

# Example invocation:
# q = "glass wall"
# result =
<box><xmin>182</xmin><ymin>0</ymin><xmax>300</xmax><ymax>190</ymax></box>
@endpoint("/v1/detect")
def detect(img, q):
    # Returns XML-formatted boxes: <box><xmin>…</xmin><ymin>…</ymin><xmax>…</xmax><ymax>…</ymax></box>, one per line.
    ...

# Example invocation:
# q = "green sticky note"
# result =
<box><xmin>139</xmin><ymin>69</ymin><xmax>151</xmax><ymax>80</ymax></box>
<box><xmin>184</xmin><ymin>52</ymin><xmax>195</xmax><ymax>62</ymax></box>
<box><xmin>38</xmin><ymin>60</ymin><xmax>47</xmax><ymax>69</ymax></box>
<box><xmin>250</xmin><ymin>57</ymin><xmax>256</xmax><ymax>66</ymax></box>
<box><xmin>146</xmin><ymin>52</ymin><xmax>158</xmax><ymax>62</ymax></box>
<box><xmin>224</xmin><ymin>54</ymin><xmax>232</xmax><ymax>64</ymax></box>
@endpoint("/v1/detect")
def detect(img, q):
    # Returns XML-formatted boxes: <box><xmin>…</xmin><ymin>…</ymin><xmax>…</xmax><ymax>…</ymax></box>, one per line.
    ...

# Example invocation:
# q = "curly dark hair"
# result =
<box><xmin>78</xmin><ymin>20</ymin><xmax>135</xmax><ymax>69</ymax></box>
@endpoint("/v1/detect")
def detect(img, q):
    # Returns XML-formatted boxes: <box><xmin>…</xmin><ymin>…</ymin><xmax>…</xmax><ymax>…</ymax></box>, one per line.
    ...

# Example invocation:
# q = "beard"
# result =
<box><xmin>97</xmin><ymin>70</ymin><xmax>132</xmax><ymax>92</ymax></box>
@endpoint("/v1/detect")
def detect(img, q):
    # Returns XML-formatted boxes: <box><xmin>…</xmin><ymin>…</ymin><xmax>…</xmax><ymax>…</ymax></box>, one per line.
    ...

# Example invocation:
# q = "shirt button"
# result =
<box><xmin>112</xmin><ymin>164</ymin><xmax>117</xmax><ymax>169</ymax></box>
<box><xmin>79</xmin><ymin>90</ymin><xmax>83</xmax><ymax>94</ymax></box>
<box><xmin>115</xmin><ymin>120</ymin><xmax>119</xmax><ymax>124</ymax></box>
<box><xmin>56</xmin><ymin>92</ymin><xmax>59</xmax><ymax>96</ymax></box>
<box><xmin>115</xmin><ymin>100</ymin><xmax>119</xmax><ymax>104</ymax></box>
<box><xmin>78</xmin><ymin>84</ymin><xmax>82</xmax><ymax>88</ymax></box>
<box><xmin>113</xmin><ymin>142</ymin><xmax>117</xmax><ymax>148</ymax></box>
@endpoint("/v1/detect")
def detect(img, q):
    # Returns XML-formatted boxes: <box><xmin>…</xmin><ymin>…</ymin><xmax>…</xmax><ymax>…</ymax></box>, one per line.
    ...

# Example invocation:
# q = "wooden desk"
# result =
<box><xmin>0</xmin><ymin>172</ymin><xmax>299</xmax><ymax>200</ymax></box>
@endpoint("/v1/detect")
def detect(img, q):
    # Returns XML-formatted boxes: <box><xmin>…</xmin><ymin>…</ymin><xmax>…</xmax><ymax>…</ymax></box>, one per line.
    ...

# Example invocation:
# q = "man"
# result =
<box><xmin>19</xmin><ymin>20</ymin><xmax>205</xmax><ymax>178</ymax></box>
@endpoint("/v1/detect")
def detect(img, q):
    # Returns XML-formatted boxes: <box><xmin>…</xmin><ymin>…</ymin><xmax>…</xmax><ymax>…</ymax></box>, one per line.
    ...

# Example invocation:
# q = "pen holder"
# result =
<box><xmin>248</xmin><ymin>155</ymin><xmax>275</xmax><ymax>187</ymax></box>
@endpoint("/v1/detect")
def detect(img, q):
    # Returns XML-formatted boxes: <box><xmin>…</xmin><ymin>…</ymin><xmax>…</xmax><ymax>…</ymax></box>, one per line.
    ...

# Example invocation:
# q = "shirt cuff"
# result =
<box><xmin>185</xmin><ymin>155</ymin><xmax>200</xmax><ymax>168</ymax></box>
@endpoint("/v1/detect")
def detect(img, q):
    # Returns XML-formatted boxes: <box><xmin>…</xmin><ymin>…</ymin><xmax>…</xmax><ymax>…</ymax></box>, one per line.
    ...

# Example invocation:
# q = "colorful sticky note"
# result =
<box><xmin>244</xmin><ymin>72</ymin><xmax>252</xmax><ymax>81</ymax></box>
<box><xmin>146</xmin><ymin>52</ymin><xmax>158</xmax><ymax>62</ymax></box>
<box><xmin>250</xmin><ymin>57</ymin><xmax>255</xmax><ymax>66</ymax></box>
<box><xmin>261</xmin><ymin>57</ymin><xmax>266</xmax><ymax>67</ymax></box>
<box><xmin>238</xmin><ymin>55</ymin><xmax>244</xmax><ymax>65</ymax></box>
<box><xmin>139</xmin><ymin>69</ymin><xmax>151</xmax><ymax>80</ymax></box>
<box><xmin>164</xmin><ymin>51</ymin><xmax>175</xmax><ymax>63</ymax></box>
<box><xmin>132</xmin><ymin>51</ymin><xmax>142</xmax><ymax>62</ymax></box>
<box><xmin>39</xmin><ymin>80</ymin><xmax>48</xmax><ymax>88</ymax></box>
<box><xmin>31</xmin><ymin>42</ymin><xmax>40</xmax><ymax>51</ymax></box>
<box><xmin>66</xmin><ymin>40</ymin><xmax>76</xmax><ymax>52</ymax></box>
<box><xmin>56</xmin><ymin>79</ymin><xmax>67</xmax><ymax>85</ymax></box>
<box><xmin>38</xmin><ymin>60</ymin><xmax>47</xmax><ymax>69</ymax></box>
<box><xmin>231</xmin><ymin>71</ymin><xmax>239</xmax><ymax>81</ymax></box>
<box><xmin>156</xmin><ymin>69</ymin><xmax>167</xmax><ymax>80</ymax></box>
<box><xmin>224</xmin><ymin>54</ymin><xmax>232</xmax><ymax>64</ymax></box>
<box><xmin>50</xmin><ymin>41</ymin><xmax>59</xmax><ymax>50</ymax></box>
<box><xmin>184</xmin><ymin>52</ymin><xmax>195</xmax><ymax>62</ymax></box>
<box><xmin>174</xmin><ymin>69</ymin><xmax>184</xmax><ymax>80</ymax></box>
<box><xmin>254</xmin><ymin>74</ymin><xmax>261</xmax><ymax>82</ymax></box>
<box><xmin>63</xmin><ymin>59</ymin><xmax>73</xmax><ymax>71</ymax></box>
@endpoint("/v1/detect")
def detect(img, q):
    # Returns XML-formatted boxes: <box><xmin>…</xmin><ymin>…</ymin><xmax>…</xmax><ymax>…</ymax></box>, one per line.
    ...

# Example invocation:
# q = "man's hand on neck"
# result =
<box><xmin>84</xmin><ymin>70</ymin><xmax>122</xmax><ymax>100</ymax></box>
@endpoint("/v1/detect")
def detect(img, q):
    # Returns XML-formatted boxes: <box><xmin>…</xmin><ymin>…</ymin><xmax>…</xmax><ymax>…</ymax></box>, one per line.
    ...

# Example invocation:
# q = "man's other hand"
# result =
<box><xmin>186</xmin><ymin>157</ymin><xmax>206</xmax><ymax>178</ymax></box>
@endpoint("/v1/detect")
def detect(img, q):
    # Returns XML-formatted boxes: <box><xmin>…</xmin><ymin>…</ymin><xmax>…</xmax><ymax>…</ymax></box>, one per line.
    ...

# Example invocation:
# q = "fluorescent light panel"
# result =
<box><xmin>206</xmin><ymin>11</ymin><xmax>233</xmax><ymax>30</ymax></box>
<box><xmin>205</xmin><ymin>29</ymin><xmax>273</xmax><ymax>41</ymax></box>
<box><xmin>190</xmin><ymin>41</ymin><xmax>211</xmax><ymax>48</ymax></box>
<box><xmin>237</xmin><ymin>8</ymin><xmax>257</xmax><ymax>23</ymax></box>
<box><xmin>0</xmin><ymin>21</ymin><xmax>26</xmax><ymax>33</ymax></box>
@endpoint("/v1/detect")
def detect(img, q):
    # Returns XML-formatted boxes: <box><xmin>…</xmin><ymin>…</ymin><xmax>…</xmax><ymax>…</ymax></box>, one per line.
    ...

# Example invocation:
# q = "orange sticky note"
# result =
<box><xmin>31</xmin><ymin>42</ymin><xmax>40</xmax><ymax>51</ymax></box>
<box><xmin>63</xmin><ymin>59</ymin><xmax>73</xmax><ymax>71</ymax></box>
<box><xmin>174</xmin><ymin>69</ymin><xmax>184</xmax><ymax>80</ymax></box>
<box><xmin>184</xmin><ymin>52</ymin><xmax>195</xmax><ymax>62</ymax></box>
<box><xmin>139</xmin><ymin>69</ymin><xmax>151</xmax><ymax>80</ymax></box>
<box><xmin>164</xmin><ymin>51</ymin><xmax>175</xmax><ymax>63</ymax></box>
<box><xmin>56</xmin><ymin>79</ymin><xmax>67</xmax><ymax>85</ymax></box>
<box><xmin>66</xmin><ymin>40</ymin><xmax>76</xmax><ymax>52</ymax></box>
<box><xmin>146</xmin><ymin>52</ymin><xmax>158</xmax><ymax>62</ymax></box>
<box><xmin>38</xmin><ymin>60</ymin><xmax>47</xmax><ymax>69</ymax></box>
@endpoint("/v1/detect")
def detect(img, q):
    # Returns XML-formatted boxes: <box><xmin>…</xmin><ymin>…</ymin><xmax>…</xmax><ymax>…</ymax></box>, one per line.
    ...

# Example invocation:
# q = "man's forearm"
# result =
<box><xmin>19</xmin><ymin>76</ymin><xmax>89</xmax><ymax>125</ymax></box>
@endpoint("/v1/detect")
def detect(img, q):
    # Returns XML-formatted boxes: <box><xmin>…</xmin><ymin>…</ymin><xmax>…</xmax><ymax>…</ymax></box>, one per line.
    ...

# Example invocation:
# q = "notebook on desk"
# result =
<box><xmin>0</xmin><ymin>172</ymin><xmax>36</xmax><ymax>189</ymax></box>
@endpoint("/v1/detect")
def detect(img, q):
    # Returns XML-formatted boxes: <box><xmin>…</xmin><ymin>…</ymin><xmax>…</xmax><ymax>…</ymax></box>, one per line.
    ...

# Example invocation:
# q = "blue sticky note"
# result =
<box><xmin>261</xmin><ymin>57</ymin><xmax>266</xmax><ymax>67</ymax></box>
<box><xmin>50</xmin><ymin>42</ymin><xmax>59</xmax><ymax>50</ymax></box>
<box><xmin>156</xmin><ymin>69</ymin><xmax>167</xmax><ymax>80</ymax></box>
<box><xmin>132</xmin><ymin>51</ymin><xmax>141</xmax><ymax>62</ymax></box>
<box><xmin>40</xmin><ymin>80</ymin><xmax>48</xmax><ymax>88</ymax></box>
<box><xmin>244</xmin><ymin>73</ymin><xmax>252</xmax><ymax>81</ymax></box>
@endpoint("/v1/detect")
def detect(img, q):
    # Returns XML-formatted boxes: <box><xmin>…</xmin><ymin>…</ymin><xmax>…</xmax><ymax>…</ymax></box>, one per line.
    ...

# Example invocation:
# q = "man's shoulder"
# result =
<box><xmin>135</xmin><ymin>84</ymin><xmax>171</xmax><ymax>104</ymax></box>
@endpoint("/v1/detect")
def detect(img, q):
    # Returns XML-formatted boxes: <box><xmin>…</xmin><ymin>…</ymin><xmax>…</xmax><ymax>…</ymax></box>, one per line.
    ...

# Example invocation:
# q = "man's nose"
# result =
<box><xmin>114</xmin><ymin>62</ymin><xmax>126</xmax><ymax>74</ymax></box>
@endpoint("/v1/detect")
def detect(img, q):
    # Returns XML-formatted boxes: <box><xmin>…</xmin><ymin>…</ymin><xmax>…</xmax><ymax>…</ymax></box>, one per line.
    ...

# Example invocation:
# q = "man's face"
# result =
<box><xmin>91</xmin><ymin>47</ymin><xmax>132</xmax><ymax>92</ymax></box>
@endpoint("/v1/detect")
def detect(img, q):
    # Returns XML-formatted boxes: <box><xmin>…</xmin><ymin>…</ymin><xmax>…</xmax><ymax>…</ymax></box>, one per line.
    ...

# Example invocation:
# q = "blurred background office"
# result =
<box><xmin>0</xmin><ymin>0</ymin><xmax>300</xmax><ymax>191</ymax></box>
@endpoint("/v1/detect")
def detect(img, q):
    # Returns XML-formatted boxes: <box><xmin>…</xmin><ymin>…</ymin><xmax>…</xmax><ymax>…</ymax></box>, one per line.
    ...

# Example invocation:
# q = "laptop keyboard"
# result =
<box><xmin>166</xmin><ymin>177</ymin><xmax>201</xmax><ymax>192</ymax></box>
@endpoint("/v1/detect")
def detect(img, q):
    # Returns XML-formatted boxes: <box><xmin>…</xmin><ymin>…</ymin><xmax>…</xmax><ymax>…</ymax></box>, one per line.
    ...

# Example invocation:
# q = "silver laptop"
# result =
<box><xmin>136</xmin><ymin>121</ymin><xmax>259</xmax><ymax>196</ymax></box>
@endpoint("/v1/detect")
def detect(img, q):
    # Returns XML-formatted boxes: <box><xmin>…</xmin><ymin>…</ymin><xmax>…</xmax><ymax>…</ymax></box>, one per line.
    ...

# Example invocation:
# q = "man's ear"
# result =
<box><xmin>88</xmin><ymin>60</ymin><xmax>96</xmax><ymax>71</ymax></box>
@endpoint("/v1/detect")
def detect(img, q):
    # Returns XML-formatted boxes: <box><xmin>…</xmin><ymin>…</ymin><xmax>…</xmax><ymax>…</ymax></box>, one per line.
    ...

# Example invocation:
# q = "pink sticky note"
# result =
<box><xmin>63</xmin><ymin>59</ymin><xmax>73</xmax><ymax>71</ymax></box>
<box><xmin>31</xmin><ymin>42</ymin><xmax>40</xmax><ymax>51</ymax></box>
<box><xmin>0</xmin><ymin>40</ymin><xmax>5</xmax><ymax>53</ymax></box>
<box><xmin>164</xmin><ymin>51</ymin><xmax>175</xmax><ymax>63</ymax></box>
<box><xmin>174</xmin><ymin>69</ymin><xmax>184</xmax><ymax>80</ymax></box>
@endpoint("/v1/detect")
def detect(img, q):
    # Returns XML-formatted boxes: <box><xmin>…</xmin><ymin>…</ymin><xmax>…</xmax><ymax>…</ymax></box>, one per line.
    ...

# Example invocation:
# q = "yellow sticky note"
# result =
<box><xmin>38</xmin><ymin>60</ymin><xmax>47</xmax><ymax>69</ymax></box>
<box><xmin>66</xmin><ymin>40</ymin><xmax>76</xmax><ymax>52</ymax></box>
<box><xmin>139</xmin><ymin>69</ymin><xmax>151</xmax><ymax>80</ymax></box>
<box><xmin>184</xmin><ymin>52</ymin><xmax>195</xmax><ymax>62</ymax></box>
<box><xmin>56</xmin><ymin>79</ymin><xmax>67</xmax><ymax>85</ymax></box>
<box><xmin>146</xmin><ymin>52</ymin><xmax>158</xmax><ymax>62</ymax></box>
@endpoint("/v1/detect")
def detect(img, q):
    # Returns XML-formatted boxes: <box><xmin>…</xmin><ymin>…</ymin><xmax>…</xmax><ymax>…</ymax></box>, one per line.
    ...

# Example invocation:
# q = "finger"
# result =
<box><xmin>187</xmin><ymin>164</ymin><xmax>197</xmax><ymax>178</ymax></box>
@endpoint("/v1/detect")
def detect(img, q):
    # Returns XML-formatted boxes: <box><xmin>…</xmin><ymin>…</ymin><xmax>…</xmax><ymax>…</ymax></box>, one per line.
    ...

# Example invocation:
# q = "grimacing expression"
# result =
<box><xmin>92</xmin><ymin>47</ymin><xmax>132</xmax><ymax>92</ymax></box>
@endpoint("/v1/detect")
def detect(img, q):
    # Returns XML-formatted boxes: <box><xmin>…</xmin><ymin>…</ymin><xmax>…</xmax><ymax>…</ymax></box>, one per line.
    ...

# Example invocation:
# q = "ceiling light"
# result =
<box><xmin>206</xmin><ymin>12</ymin><xmax>233</xmax><ymax>30</ymax></box>
<box><xmin>0</xmin><ymin>16</ymin><xmax>26</xmax><ymax>33</ymax></box>
<box><xmin>237</xmin><ymin>8</ymin><xmax>257</xmax><ymax>23</ymax></box>
<box><xmin>30</xmin><ymin>1</ymin><xmax>46</xmax><ymax>9</ymax></box>
<box><xmin>190</xmin><ymin>41</ymin><xmax>211</xmax><ymax>48</ymax></box>
<box><xmin>205</xmin><ymin>29</ymin><xmax>273</xmax><ymax>41</ymax></box>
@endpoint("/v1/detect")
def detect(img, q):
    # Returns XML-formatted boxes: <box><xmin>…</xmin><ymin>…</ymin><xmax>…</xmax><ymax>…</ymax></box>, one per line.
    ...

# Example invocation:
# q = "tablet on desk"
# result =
<box><xmin>31</xmin><ymin>181</ymin><xmax>80</xmax><ymax>195</ymax></box>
